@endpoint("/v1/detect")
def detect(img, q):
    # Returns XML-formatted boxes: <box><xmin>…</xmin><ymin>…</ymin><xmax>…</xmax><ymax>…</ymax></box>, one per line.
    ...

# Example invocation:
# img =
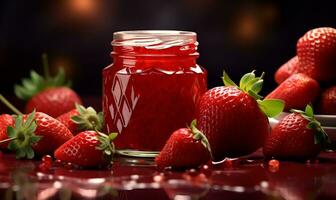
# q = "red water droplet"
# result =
<box><xmin>39</xmin><ymin>163</ymin><xmax>50</xmax><ymax>171</ymax></box>
<box><xmin>64</xmin><ymin>162</ymin><xmax>74</xmax><ymax>169</ymax></box>
<box><xmin>153</xmin><ymin>174</ymin><xmax>164</xmax><ymax>182</ymax></box>
<box><xmin>224</xmin><ymin>159</ymin><xmax>233</xmax><ymax>168</ymax></box>
<box><xmin>200</xmin><ymin>164</ymin><xmax>211</xmax><ymax>177</ymax></box>
<box><xmin>54</xmin><ymin>159</ymin><xmax>63</xmax><ymax>167</ymax></box>
<box><xmin>268</xmin><ymin>159</ymin><xmax>280</xmax><ymax>172</ymax></box>
<box><xmin>185</xmin><ymin>168</ymin><xmax>198</xmax><ymax>177</ymax></box>
<box><xmin>42</xmin><ymin>155</ymin><xmax>53</xmax><ymax>166</ymax></box>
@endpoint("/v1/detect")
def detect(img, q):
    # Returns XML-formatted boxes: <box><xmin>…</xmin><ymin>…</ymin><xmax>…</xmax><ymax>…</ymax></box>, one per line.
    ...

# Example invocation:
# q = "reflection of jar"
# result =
<box><xmin>103</xmin><ymin>30</ymin><xmax>207</xmax><ymax>151</ymax></box>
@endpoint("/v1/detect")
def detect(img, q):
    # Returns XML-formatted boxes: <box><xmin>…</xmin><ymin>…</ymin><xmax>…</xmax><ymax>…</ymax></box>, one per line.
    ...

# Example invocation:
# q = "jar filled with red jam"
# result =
<box><xmin>103</xmin><ymin>30</ymin><xmax>207</xmax><ymax>151</ymax></box>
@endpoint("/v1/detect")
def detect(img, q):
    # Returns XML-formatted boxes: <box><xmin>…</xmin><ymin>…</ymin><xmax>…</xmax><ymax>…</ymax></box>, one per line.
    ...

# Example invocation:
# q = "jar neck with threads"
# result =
<box><xmin>111</xmin><ymin>30</ymin><xmax>199</xmax><ymax>71</ymax></box>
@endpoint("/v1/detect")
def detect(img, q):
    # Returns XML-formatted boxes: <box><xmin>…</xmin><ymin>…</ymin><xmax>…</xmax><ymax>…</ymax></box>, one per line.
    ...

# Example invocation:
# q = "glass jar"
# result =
<box><xmin>103</xmin><ymin>30</ymin><xmax>207</xmax><ymax>151</ymax></box>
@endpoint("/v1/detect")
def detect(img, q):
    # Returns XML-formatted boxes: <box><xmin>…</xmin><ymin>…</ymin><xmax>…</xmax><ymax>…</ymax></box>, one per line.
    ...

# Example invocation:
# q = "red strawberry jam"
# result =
<box><xmin>103</xmin><ymin>31</ymin><xmax>207</xmax><ymax>151</ymax></box>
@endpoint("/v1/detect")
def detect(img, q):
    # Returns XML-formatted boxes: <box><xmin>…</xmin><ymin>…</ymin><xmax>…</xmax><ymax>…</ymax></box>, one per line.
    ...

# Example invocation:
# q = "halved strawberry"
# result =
<box><xmin>155</xmin><ymin>120</ymin><xmax>211</xmax><ymax>169</ymax></box>
<box><xmin>263</xmin><ymin>105</ymin><xmax>330</xmax><ymax>160</ymax></box>
<box><xmin>15</xmin><ymin>54</ymin><xmax>82</xmax><ymax>117</ymax></box>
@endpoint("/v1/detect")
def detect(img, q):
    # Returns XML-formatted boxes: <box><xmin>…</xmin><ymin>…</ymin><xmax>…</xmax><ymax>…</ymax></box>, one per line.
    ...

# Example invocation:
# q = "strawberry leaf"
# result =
<box><xmin>96</xmin><ymin>131</ymin><xmax>118</xmax><ymax>157</ymax></box>
<box><xmin>257</xmin><ymin>99</ymin><xmax>285</xmax><ymax>118</ymax></box>
<box><xmin>190</xmin><ymin>119</ymin><xmax>212</xmax><ymax>158</ymax></box>
<box><xmin>14</xmin><ymin>54</ymin><xmax>71</xmax><ymax>101</ymax></box>
<box><xmin>222</xmin><ymin>71</ymin><xmax>238</xmax><ymax>87</ymax></box>
<box><xmin>291</xmin><ymin>105</ymin><xmax>331</xmax><ymax>148</ymax></box>
<box><xmin>71</xmin><ymin>104</ymin><xmax>104</xmax><ymax>132</ymax></box>
<box><xmin>225</xmin><ymin>70</ymin><xmax>265</xmax><ymax>100</ymax></box>
<box><xmin>5</xmin><ymin>111</ymin><xmax>42</xmax><ymax>159</ymax></box>
<box><xmin>239</xmin><ymin>70</ymin><xmax>255</xmax><ymax>90</ymax></box>
<box><xmin>305</xmin><ymin>104</ymin><xmax>314</xmax><ymax>118</ymax></box>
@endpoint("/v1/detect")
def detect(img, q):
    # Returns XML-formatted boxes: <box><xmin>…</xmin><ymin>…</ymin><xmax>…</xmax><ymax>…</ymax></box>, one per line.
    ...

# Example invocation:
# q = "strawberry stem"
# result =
<box><xmin>0</xmin><ymin>94</ymin><xmax>23</xmax><ymax>115</ymax></box>
<box><xmin>42</xmin><ymin>53</ymin><xmax>50</xmax><ymax>80</ymax></box>
<box><xmin>0</xmin><ymin>137</ymin><xmax>17</xmax><ymax>144</ymax></box>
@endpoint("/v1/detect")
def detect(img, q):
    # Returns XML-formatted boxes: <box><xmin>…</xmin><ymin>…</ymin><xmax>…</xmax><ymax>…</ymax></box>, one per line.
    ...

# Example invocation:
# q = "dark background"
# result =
<box><xmin>0</xmin><ymin>0</ymin><xmax>335</xmax><ymax>101</ymax></box>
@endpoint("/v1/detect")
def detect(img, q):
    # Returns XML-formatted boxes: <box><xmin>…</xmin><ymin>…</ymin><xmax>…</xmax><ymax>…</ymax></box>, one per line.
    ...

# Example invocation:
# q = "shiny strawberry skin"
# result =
<box><xmin>25</xmin><ymin>87</ymin><xmax>82</xmax><ymax>118</ymax></box>
<box><xmin>296</xmin><ymin>27</ymin><xmax>336</xmax><ymax>82</ymax></box>
<box><xmin>32</xmin><ymin>112</ymin><xmax>73</xmax><ymax>155</ymax></box>
<box><xmin>57</xmin><ymin>109</ymin><xmax>80</xmax><ymax>135</ymax></box>
<box><xmin>155</xmin><ymin>128</ymin><xmax>210</xmax><ymax>168</ymax></box>
<box><xmin>263</xmin><ymin>113</ymin><xmax>321</xmax><ymax>160</ymax></box>
<box><xmin>318</xmin><ymin>86</ymin><xmax>336</xmax><ymax>115</ymax></box>
<box><xmin>275</xmin><ymin>56</ymin><xmax>299</xmax><ymax>84</ymax></box>
<box><xmin>54</xmin><ymin>131</ymin><xmax>108</xmax><ymax>167</ymax></box>
<box><xmin>266</xmin><ymin>73</ymin><xmax>320</xmax><ymax>111</ymax></box>
<box><xmin>196</xmin><ymin>86</ymin><xmax>270</xmax><ymax>161</ymax></box>
<box><xmin>0</xmin><ymin>114</ymin><xmax>15</xmax><ymax>149</ymax></box>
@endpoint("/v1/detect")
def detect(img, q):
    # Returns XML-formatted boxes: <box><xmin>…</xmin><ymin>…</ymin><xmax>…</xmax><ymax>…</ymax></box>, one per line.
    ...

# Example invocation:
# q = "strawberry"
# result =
<box><xmin>57</xmin><ymin>104</ymin><xmax>104</xmax><ymax>135</ymax></box>
<box><xmin>318</xmin><ymin>86</ymin><xmax>336</xmax><ymax>115</ymax></box>
<box><xmin>263</xmin><ymin>105</ymin><xmax>330</xmax><ymax>160</ymax></box>
<box><xmin>14</xmin><ymin>54</ymin><xmax>82</xmax><ymax>117</ymax></box>
<box><xmin>0</xmin><ymin>111</ymin><xmax>74</xmax><ymax>158</ymax></box>
<box><xmin>0</xmin><ymin>94</ymin><xmax>73</xmax><ymax>158</ymax></box>
<box><xmin>155</xmin><ymin>120</ymin><xmax>211</xmax><ymax>169</ymax></box>
<box><xmin>54</xmin><ymin>131</ymin><xmax>117</xmax><ymax>167</ymax></box>
<box><xmin>296</xmin><ymin>27</ymin><xmax>336</xmax><ymax>82</ymax></box>
<box><xmin>266</xmin><ymin>73</ymin><xmax>320</xmax><ymax>111</ymax></box>
<box><xmin>196</xmin><ymin>71</ymin><xmax>284</xmax><ymax>162</ymax></box>
<box><xmin>274</xmin><ymin>56</ymin><xmax>299</xmax><ymax>84</ymax></box>
<box><xmin>0</xmin><ymin>114</ymin><xmax>14</xmax><ymax>149</ymax></box>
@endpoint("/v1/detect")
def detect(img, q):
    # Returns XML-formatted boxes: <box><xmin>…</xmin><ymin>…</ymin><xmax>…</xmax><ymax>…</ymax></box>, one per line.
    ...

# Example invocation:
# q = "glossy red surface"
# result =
<box><xmin>1</xmin><ymin>150</ymin><xmax>336</xmax><ymax>199</ymax></box>
<box><xmin>103</xmin><ymin>40</ymin><xmax>207</xmax><ymax>151</ymax></box>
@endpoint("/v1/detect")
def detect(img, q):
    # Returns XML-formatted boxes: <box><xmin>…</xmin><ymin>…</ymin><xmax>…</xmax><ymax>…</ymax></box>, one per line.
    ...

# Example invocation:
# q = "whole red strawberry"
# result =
<box><xmin>15</xmin><ymin>54</ymin><xmax>82</xmax><ymax>117</ymax></box>
<box><xmin>155</xmin><ymin>120</ymin><xmax>211</xmax><ymax>169</ymax></box>
<box><xmin>263</xmin><ymin>105</ymin><xmax>330</xmax><ymax>160</ymax></box>
<box><xmin>266</xmin><ymin>73</ymin><xmax>320</xmax><ymax>111</ymax></box>
<box><xmin>296</xmin><ymin>27</ymin><xmax>336</xmax><ymax>82</ymax></box>
<box><xmin>54</xmin><ymin>131</ymin><xmax>117</xmax><ymax>167</ymax></box>
<box><xmin>274</xmin><ymin>56</ymin><xmax>299</xmax><ymax>84</ymax></box>
<box><xmin>0</xmin><ymin>114</ymin><xmax>14</xmax><ymax>149</ymax></box>
<box><xmin>0</xmin><ymin>111</ymin><xmax>73</xmax><ymax>159</ymax></box>
<box><xmin>318</xmin><ymin>86</ymin><xmax>336</xmax><ymax>115</ymax></box>
<box><xmin>196</xmin><ymin>71</ymin><xmax>284</xmax><ymax>161</ymax></box>
<box><xmin>24</xmin><ymin>87</ymin><xmax>81</xmax><ymax>117</ymax></box>
<box><xmin>57</xmin><ymin>109</ymin><xmax>79</xmax><ymax>134</ymax></box>
<box><xmin>32</xmin><ymin>112</ymin><xmax>73</xmax><ymax>155</ymax></box>
<box><xmin>57</xmin><ymin>104</ymin><xmax>104</xmax><ymax>135</ymax></box>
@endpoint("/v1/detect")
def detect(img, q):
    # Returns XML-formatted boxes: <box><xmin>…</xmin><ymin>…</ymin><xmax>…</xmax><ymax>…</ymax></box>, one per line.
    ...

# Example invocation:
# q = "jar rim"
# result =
<box><xmin>112</xmin><ymin>30</ymin><xmax>197</xmax><ymax>49</ymax></box>
<box><xmin>113</xmin><ymin>30</ymin><xmax>196</xmax><ymax>40</ymax></box>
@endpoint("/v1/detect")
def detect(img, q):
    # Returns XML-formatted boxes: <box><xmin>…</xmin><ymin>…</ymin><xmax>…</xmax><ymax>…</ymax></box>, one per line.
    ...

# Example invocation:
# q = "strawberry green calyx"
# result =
<box><xmin>291</xmin><ymin>104</ymin><xmax>331</xmax><ymax>147</ymax></box>
<box><xmin>223</xmin><ymin>70</ymin><xmax>264</xmax><ymax>100</ymax></box>
<box><xmin>0</xmin><ymin>111</ymin><xmax>42</xmax><ymax>159</ymax></box>
<box><xmin>189</xmin><ymin>119</ymin><xmax>212</xmax><ymax>158</ymax></box>
<box><xmin>96</xmin><ymin>132</ymin><xmax>118</xmax><ymax>156</ymax></box>
<box><xmin>71</xmin><ymin>104</ymin><xmax>104</xmax><ymax>132</ymax></box>
<box><xmin>14</xmin><ymin>53</ymin><xmax>71</xmax><ymax>101</ymax></box>
<box><xmin>222</xmin><ymin>70</ymin><xmax>284</xmax><ymax>118</ymax></box>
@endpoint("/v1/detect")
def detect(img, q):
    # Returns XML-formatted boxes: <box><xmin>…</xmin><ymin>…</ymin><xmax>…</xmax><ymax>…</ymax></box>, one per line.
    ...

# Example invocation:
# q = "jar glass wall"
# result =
<box><xmin>103</xmin><ymin>30</ymin><xmax>207</xmax><ymax>151</ymax></box>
